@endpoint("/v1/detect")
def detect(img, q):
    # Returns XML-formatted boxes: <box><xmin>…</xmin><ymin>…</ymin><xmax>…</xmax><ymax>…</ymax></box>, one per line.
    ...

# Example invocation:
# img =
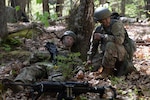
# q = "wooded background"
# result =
<box><xmin>0</xmin><ymin>0</ymin><xmax>150</xmax><ymax>60</ymax></box>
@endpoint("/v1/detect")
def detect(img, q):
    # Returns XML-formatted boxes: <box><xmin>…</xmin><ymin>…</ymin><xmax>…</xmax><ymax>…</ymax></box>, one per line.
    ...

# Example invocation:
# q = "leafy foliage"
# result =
<box><xmin>36</xmin><ymin>0</ymin><xmax>42</xmax><ymax>4</ymax></box>
<box><xmin>56</xmin><ymin>52</ymin><xmax>81</xmax><ymax>79</ymax></box>
<box><xmin>125</xmin><ymin>4</ymin><xmax>138</xmax><ymax>17</ymax></box>
<box><xmin>36</xmin><ymin>11</ymin><xmax>58</xmax><ymax>27</ymax></box>
<box><xmin>50</xmin><ymin>13</ymin><xmax>58</xmax><ymax>21</ymax></box>
<box><xmin>110</xmin><ymin>76</ymin><xmax>125</xmax><ymax>85</ymax></box>
<box><xmin>1</xmin><ymin>44</ymin><xmax>11</xmax><ymax>51</ymax></box>
<box><xmin>15</xmin><ymin>6</ymin><xmax>20</xmax><ymax>11</ymax></box>
<box><xmin>36</xmin><ymin>11</ymin><xmax>50</xmax><ymax>27</ymax></box>
<box><xmin>0</xmin><ymin>37</ymin><xmax>22</xmax><ymax>51</ymax></box>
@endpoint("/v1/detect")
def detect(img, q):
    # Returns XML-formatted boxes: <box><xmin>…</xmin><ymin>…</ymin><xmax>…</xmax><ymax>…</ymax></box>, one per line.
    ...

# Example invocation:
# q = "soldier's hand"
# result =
<box><xmin>94</xmin><ymin>33</ymin><xmax>105</xmax><ymax>40</ymax></box>
<box><xmin>76</xmin><ymin>70</ymin><xmax>84</xmax><ymax>79</ymax></box>
<box><xmin>86</xmin><ymin>60</ymin><xmax>92</xmax><ymax>65</ymax></box>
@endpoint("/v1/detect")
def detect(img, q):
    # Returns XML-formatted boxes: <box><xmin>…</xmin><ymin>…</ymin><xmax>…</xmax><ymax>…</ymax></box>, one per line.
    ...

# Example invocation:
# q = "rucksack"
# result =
<box><xmin>123</xmin><ymin>30</ymin><xmax>136</xmax><ymax>60</ymax></box>
<box><xmin>111</xmin><ymin>12</ymin><xmax>136</xmax><ymax>61</ymax></box>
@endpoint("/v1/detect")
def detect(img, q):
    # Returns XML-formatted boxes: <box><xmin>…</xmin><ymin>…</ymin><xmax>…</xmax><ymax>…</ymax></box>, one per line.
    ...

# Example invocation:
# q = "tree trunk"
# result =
<box><xmin>99</xmin><ymin>0</ymin><xmax>107</xmax><ymax>6</ymax></box>
<box><xmin>67</xmin><ymin>0</ymin><xmax>94</xmax><ymax>61</ymax></box>
<box><xmin>26</xmin><ymin>0</ymin><xmax>31</xmax><ymax>16</ymax></box>
<box><xmin>0</xmin><ymin>0</ymin><xmax>8</xmax><ymax>38</ymax></box>
<box><xmin>56</xmin><ymin>0</ymin><xmax>64</xmax><ymax>17</ymax></box>
<box><xmin>120</xmin><ymin>0</ymin><xmax>126</xmax><ymax>16</ymax></box>
<box><xmin>43</xmin><ymin>0</ymin><xmax>50</xmax><ymax>15</ymax></box>
<box><xmin>145</xmin><ymin>0</ymin><xmax>150</xmax><ymax>17</ymax></box>
<box><xmin>11</xmin><ymin>0</ymin><xmax>29</xmax><ymax>22</ymax></box>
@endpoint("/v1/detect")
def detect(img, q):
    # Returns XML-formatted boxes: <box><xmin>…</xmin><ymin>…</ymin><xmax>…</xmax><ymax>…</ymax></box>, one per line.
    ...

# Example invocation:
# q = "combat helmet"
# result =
<box><xmin>61</xmin><ymin>31</ymin><xmax>77</xmax><ymax>42</ymax></box>
<box><xmin>94</xmin><ymin>7</ymin><xmax>111</xmax><ymax>22</ymax></box>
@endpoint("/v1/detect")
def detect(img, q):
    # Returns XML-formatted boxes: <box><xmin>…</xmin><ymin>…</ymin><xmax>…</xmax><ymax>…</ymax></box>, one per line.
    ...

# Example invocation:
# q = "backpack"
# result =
<box><xmin>111</xmin><ymin>12</ymin><xmax>136</xmax><ymax>61</ymax></box>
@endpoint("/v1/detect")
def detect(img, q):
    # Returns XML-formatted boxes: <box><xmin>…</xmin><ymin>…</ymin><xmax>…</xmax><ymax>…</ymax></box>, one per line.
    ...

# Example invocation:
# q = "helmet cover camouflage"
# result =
<box><xmin>61</xmin><ymin>31</ymin><xmax>77</xmax><ymax>42</ymax></box>
<box><xmin>94</xmin><ymin>7</ymin><xmax>111</xmax><ymax>22</ymax></box>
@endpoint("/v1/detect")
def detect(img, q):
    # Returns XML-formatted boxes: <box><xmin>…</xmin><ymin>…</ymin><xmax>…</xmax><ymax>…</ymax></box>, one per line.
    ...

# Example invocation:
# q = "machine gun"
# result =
<box><xmin>8</xmin><ymin>81</ymin><xmax>116</xmax><ymax>100</ymax></box>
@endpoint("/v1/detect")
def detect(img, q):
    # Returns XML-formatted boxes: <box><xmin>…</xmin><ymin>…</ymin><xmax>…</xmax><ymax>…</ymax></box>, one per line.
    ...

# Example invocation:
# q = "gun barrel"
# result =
<box><xmin>5</xmin><ymin>81</ymin><xmax>116</xmax><ymax>100</ymax></box>
<box><xmin>33</xmin><ymin>81</ymin><xmax>89</xmax><ymax>92</ymax></box>
<box><xmin>71</xmin><ymin>85</ymin><xmax>105</xmax><ymax>97</ymax></box>
<box><xmin>35</xmin><ymin>81</ymin><xmax>105</xmax><ymax>95</ymax></box>
<box><xmin>14</xmin><ymin>81</ymin><xmax>116</xmax><ymax>100</ymax></box>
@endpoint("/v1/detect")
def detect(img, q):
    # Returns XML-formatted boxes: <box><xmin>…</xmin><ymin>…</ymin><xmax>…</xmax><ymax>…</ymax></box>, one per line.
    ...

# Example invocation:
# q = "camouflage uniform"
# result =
<box><xmin>87</xmin><ymin>19</ymin><xmax>135</xmax><ymax>75</ymax></box>
<box><xmin>15</xmin><ymin>31</ymin><xmax>83</xmax><ymax>84</ymax></box>
<box><xmin>14</xmin><ymin>45</ymin><xmax>83</xmax><ymax>84</ymax></box>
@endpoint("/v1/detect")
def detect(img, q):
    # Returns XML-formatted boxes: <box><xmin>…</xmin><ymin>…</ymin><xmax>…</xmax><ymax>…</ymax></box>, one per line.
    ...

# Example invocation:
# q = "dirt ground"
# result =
<box><xmin>0</xmin><ymin>21</ymin><xmax>150</xmax><ymax>100</ymax></box>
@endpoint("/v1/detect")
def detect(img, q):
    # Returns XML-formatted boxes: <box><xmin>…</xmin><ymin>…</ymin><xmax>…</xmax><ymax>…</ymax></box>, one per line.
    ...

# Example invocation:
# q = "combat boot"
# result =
<box><xmin>2</xmin><ymin>78</ymin><xmax>24</xmax><ymax>93</ymax></box>
<box><xmin>100</xmin><ymin>67</ymin><xmax>114</xmax><ymax>78</ymax></box>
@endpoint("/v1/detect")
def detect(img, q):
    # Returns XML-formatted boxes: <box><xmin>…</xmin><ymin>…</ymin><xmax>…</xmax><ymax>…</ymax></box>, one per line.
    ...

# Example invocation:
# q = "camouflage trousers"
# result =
<box><xmin>92</xmin><ymin>42</ymin><xmax>136</xmax><ymax>76</ymax></box>
<box><xmin>102</xmin><ymin>42</ymin><xmax>127</xmax><ymax>68</ymax></box>
<box><xmin>14</xmin><ymin>62</ymin><xmax>65</xmax><ymax>84</ymax></box>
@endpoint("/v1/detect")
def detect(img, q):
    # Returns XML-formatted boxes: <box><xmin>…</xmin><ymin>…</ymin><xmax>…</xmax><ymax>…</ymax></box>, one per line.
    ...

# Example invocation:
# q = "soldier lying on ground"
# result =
<box><xmin>2</xmin><ymin>30</ymin><xmax>84</xmax><ymax>93</ymax></box>
<box><xmin>87</xmin><ymin>7</ymin><xmax>137</xmax><ymax>77</ymax></box>
<box><xmin>111</xmin><ymin>12</ymin><xmax>139</xmax><ymax>23</ymax></box>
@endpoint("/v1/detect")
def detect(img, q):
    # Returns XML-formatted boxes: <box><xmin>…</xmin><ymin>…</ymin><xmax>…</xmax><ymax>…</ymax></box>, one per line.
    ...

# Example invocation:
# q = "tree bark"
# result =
<box><xmin>145</xmin><ymin>0</ymin><xmax>150</xmax><ymax>17</ymax></box>
<box><xmin>67</xmin><ymin>0</ymin><xmax>94</xmax><ymax>61</ymax></box>
<box><xmin>43</xmin><ymin>0</ymin><xmax>50</xmax><ymax>15</ymax></box>
<box><xmin>120</xmin><ymin>0</ymin><xmax>126</xmax><ymax>16</ymax></box>
<box><xmin>99</xmin><ymin>0</ymin><xmax>107</xmax><ymax>6</ymax></box>
<box><xmin>0</xmin><ymin>0</ymin><xmax>8</xmax><ymax>38</ymax></box>
<box><xmin>11</xmin><ymin>0</ymin><xmax>29</xmax><ymax>22</ymax></box>
<box><xmin>56</xmin><ymin>0</ymin><xmax>64</xmax><ymax>17</ymax></box>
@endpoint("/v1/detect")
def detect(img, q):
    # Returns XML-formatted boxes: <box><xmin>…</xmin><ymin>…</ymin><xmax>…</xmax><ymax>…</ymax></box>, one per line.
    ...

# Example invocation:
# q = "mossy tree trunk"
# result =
<box><xmin>67</xmin><ymin>0</ymin><xmax>94</xmax><ymax>61</ymax></box>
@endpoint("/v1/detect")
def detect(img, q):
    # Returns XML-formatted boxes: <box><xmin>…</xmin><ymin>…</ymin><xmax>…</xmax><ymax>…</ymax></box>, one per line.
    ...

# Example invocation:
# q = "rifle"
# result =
<box><xmin>9</xmin><ymin>81</ymin><xmax>116</xmax><ymax>100</ymax></box>
<box><xmin>45</xmin><ymin>42</ymin><xmax>58</xmax><ymax>65</ymax></box>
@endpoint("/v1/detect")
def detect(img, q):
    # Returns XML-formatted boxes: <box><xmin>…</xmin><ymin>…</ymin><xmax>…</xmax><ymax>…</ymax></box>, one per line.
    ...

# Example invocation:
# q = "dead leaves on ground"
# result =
<box><xmin>0</xmin><ymin>23</ymin><xmax>150</xmax><ymax>99</ymax></box>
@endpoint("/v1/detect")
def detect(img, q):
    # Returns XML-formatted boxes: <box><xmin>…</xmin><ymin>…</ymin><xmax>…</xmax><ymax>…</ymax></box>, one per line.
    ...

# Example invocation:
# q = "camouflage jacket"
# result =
<box><xmin>30</xmin><ymin>44</ymin><xmax>84</xmax><ymax>80</ymax></box>
<box><xmin>87</xmin><ymin>19</ymin><xmax>126</xmax><ymax>60</ymax></box>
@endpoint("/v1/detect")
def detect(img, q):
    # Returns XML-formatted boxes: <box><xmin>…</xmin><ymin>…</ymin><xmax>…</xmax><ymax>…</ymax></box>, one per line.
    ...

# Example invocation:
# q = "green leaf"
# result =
<box><xmin>36</xmin><ymin>0</ymin><xmax>42</xmax><ymax>4</ymax></box>
<box><xmin>15</xmin><ymin>6</ymin><xmax>20</xmax><ymax>11</ymax></box>
<box><xmin>35</xmin><ymin>11</ymin><xmax>50</xmax><ymax>27</ymax></box>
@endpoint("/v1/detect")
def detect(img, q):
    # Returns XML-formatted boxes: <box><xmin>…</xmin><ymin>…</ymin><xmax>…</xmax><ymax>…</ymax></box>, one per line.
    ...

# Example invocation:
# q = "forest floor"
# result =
<box><xmin>0</xmin><ymin>21</ymin><xmax>150</xmax><ymax>100</ymax></box>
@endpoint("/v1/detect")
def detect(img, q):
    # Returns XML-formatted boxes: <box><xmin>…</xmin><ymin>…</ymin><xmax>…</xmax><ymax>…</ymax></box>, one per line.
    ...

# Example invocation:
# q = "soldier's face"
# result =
<box><xmin>62</xmin><ymin>36</ymin><xmax>74</xmax><ymax>47</ymax></box>
<box><xmin>100</xmin><ymin>17</ymin><xmax>111</xmax><ymax>27</ymax></box>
